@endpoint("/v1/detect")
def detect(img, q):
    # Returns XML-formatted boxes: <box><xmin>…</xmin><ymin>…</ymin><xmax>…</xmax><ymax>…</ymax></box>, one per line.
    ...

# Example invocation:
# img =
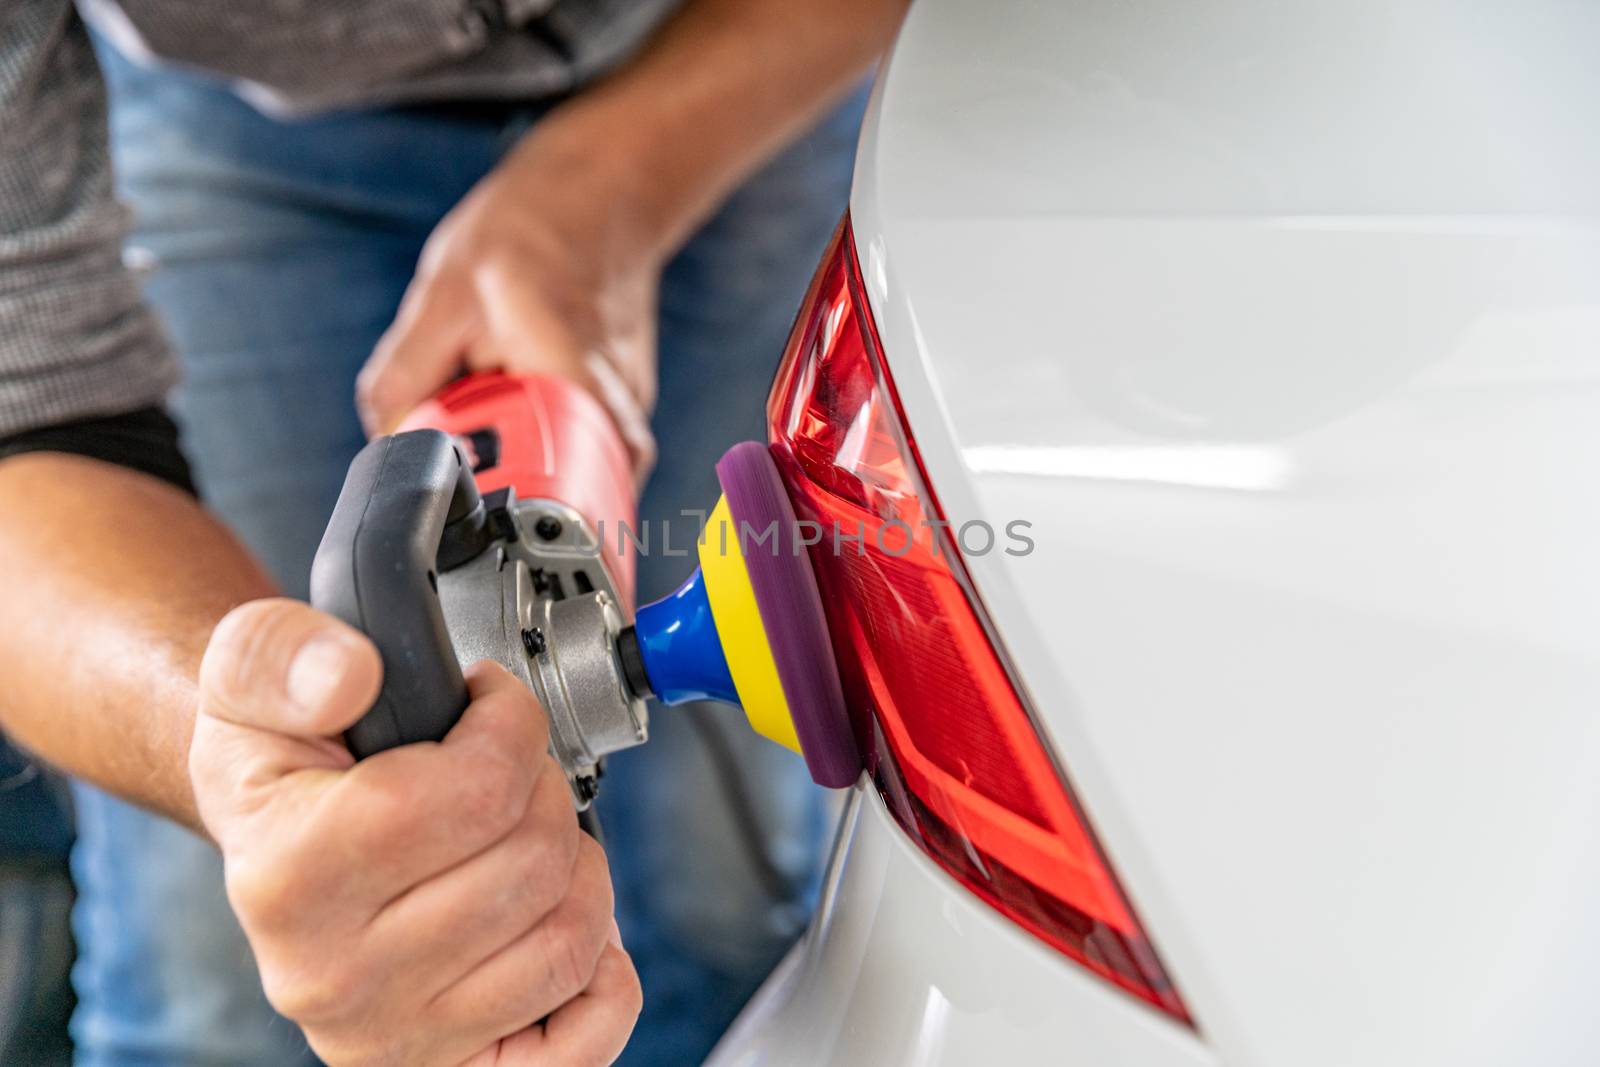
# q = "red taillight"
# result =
<box><xmin>767</xmin><ymin>218</ymin><xmax>1189</xmax><ymax>1022</ymax></box>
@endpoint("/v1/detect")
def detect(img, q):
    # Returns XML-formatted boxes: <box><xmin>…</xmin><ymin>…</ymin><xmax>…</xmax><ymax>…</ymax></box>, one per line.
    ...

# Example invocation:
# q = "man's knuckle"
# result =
<box><xmin>357</xmin><ymin>368</ymin><xmax>405</xmax><ymax>418</ymax></box>
<box><xmin>472</xmin><ymin>244</ymin><xmax>524</xmax><ymax>287</ymax></box>
<box><xmin>226</xmin><ymin>851</ymin><xmax>302</xmax><ymax>931</ymax></box>
<box><xmin>618</xmin><ymin>957</ymin><xmax>644</xmax><ymax>1018</ymax></box>
<box><xmin>354</xmin><ymin>774</ymin><xmax>414</xmax><ymax>837</ymax></box>
<box><xmin>543</xmin><ymin>916</ymin><xmax>598</xmax><ymax>1002</ymax></box>
<box><xmin>257</xmin><ymin>964</ymin><xmax>301</xmax><ymax>1017</ymax></box>
<box><xmin>186</xmin><ymin>720</ymin><xmax>222</xmax><ymax>785</ymax></box>
<box><xmin>264</xmin><ymin>958</ymin><xmax>358</xmax><ymax>1023</ymax></box>
<box><xmin>416</xmin><ymin>231</ymin><xmax>458</xmax><ymax>277</ymax></box>
<box><xmin>260</xmin><ymin>962</ymin><xmax>316</xmax><ymax>1019</ymax></box>
<box><xmin>512</xmin><ymin>695</ymin><xmax>553</xmax><ymax>753</ymax></box>
<box><xmin>503</xmin><ymin>824</ymin><xmax>569</xmax><ymax>917</ymax></box>
<box><xmin>202</xmin><ymin>604</ymin><xmax>265</xmax><ymax>696</ymax></box>
<box><xmin>353</xmin><ymin>362</ymin><xmax>382</xmax><ymax>401</ymax></box>
<box><xmin>456</xmin><ymin>753</ymin><xmax>525</xmax><ymax>832</ymax></box>
<box><xmin>572</xmin><ymin>838</ymin><xmax>615</xmax><ymax>915</ymax></box>
<box><xmin>203</xmin><ymin>599</ymin><xmax>305</xmax><ymax>718</ymax></box>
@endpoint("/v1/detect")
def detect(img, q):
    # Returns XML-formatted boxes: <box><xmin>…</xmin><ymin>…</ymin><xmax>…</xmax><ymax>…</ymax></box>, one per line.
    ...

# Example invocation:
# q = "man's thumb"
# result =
<box><xmin>199</xmin><ymin>598</ymin><xmax>382</xmax><ymax>739</ymax></box>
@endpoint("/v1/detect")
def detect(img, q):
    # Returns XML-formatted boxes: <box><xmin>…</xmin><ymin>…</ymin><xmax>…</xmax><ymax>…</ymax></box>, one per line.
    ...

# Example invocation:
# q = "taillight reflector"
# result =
<box><xmin>766</xmin><ymin>218</ymin><xmax>1189</xmax><ymax>1022</ymax></box>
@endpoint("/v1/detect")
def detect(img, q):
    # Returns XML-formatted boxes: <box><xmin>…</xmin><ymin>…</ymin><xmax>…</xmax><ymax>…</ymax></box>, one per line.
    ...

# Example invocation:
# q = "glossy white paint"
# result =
<box><xmin>719</xmin><ymin>2</ymin><xmax>1600</xmax><ymax>1064</ymax></box>
<box><xmin>711</xmin><ymin>790</ymin><xmax>1212</xmax><ymax>1067</ymax></box>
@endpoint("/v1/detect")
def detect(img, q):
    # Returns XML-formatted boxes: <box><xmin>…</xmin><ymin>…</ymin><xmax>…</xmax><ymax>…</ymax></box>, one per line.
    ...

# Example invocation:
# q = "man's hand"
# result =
<box><xmin>355</xmin><ymin>124</ymin><xmax>662</xmax><ymax>481</ymax></box>
<box><xmin>354</xmin><ymin>0</ymin><xmax>908</xmax><ymax>485</ymax></box>
<box><xmin>191</xmin><ymin>599</ymin><xmax>641</xmax><ymax>1066</ymax></box>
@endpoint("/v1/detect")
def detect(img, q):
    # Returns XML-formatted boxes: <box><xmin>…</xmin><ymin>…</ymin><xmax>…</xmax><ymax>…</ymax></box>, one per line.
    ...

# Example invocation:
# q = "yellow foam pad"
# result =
<box><xmin>698</xmin><ymin>496</ymin><xmax>802</xmax><ymax>753</ymax></box>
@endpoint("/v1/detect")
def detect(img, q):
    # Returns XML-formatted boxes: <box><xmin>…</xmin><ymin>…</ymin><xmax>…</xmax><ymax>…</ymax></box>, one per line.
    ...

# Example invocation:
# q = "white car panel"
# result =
<box><xmin>848</xmin><ymin>3</ymin><xmax>1600</xmax><ymax>1066</ymax></box>
<box><xmin>721</xmin><ymin>2</ymin><xmax>1599</xmax><ymax>1064</ymax></box>
<box><xmin>711</xmin><ymin>790</ymin><xmax>1213</xmax><ymax>1067</ymax></box>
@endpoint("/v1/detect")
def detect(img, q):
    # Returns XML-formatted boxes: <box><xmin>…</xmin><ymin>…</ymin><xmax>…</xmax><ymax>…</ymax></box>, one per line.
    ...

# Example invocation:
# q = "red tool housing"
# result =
<box><xmin>398</xmin><ymin>372</ymin><xmax>637</xmax><ymax>606</ymax></box>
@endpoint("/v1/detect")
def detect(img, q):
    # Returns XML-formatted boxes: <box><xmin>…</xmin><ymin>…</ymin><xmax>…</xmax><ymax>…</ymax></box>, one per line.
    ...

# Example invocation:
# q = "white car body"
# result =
<box><xmin>710</xmin><ymin>3</ymin><xmax>1600</xmax><ymax>1065</ymax></box>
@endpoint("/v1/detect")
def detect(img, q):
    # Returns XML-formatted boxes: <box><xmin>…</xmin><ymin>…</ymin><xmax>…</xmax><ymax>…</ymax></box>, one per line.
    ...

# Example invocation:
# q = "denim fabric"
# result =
<box><xmin>0</xmin><ymin>743</ymin><xmax>72</xmax><ymax>859</ymax></box>
<box><xmin>0</xmin><ymin>733</ymin><xmax>74</xmax><ymax>1062</ymax></box>
<box><xmin>0</xmin><ymin>861</ymin><xmax>75</xmax><ymax>1066</ymax></box>
<box><xmin>72</xmin><ymin>44</ymin><xmax>861</xmax><ymax>1067</ymax></box>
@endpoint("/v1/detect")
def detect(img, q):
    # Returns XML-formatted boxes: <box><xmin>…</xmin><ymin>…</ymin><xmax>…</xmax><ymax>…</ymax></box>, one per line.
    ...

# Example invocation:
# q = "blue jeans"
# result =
<box><xmin>76</xmin><ymin>45</ymin><xmax>862</xmax><ymax>1067</ymax></box>
<box><xmin>0</xmin><ymin>855</ymin><xmax>74</xmax><ymax>1067</ymax></box>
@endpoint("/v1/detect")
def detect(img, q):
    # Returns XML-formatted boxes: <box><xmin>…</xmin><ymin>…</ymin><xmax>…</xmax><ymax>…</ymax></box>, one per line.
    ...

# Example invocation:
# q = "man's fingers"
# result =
<box><xmin>474</xmin><ymin>263</ymin><xmax>658</xmax><ymax>483</ymax></box>
<box><xmin>430</xmin><ymin>836</ymin><xmax>617</xmax><ymax>1038</ymax></box>
<box><xmin>200</xmin><ymin>599</ymin><xmax>382</xmax><ymax>740</ymax></box>
<box><xmin>288</xmin><ymin>661</ymin><xmax>557</xmax><ymax>906</ymax></box>
<box><xmin>460</xmin><ymin>654</ymin><xmax>541</xmax><ymax>707</ymax></box>
<box><xmin>365</xmin><ymin>751</ymin><xmax>580</xmax><ymax>988</ymax></box>
<box><xmin>358</xmin><ymin>274</ymin><xmax>475</xmax><ymax>435</ymax></box>
<box><xmin>483</xmin><ymin>943</ymin><xmax>643</xmax><ymax>1067</ymax></box>
<box><xmin>582</xmin><ymin>352</ymin><xmax>657</xmax><ymax>488</ymax></box>
<box><xmin>472</xmin><ymin>255</ymin><xmax>591</xmax><ymax>384</ymax></box>
<box><xmin>535</xmin><ymin>942</ymin><xmax>643</xmax><ymax>1067</ymax></box>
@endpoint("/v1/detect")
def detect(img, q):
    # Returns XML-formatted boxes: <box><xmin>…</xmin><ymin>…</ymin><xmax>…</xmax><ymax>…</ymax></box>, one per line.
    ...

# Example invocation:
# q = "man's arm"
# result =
<box><xmin>564</xmin><ymin>0</ymin><xmax>911</xmax><ymax>260</ymax></box>
<box><xmin>0</xmin><ymin>451</ymin><xmax>273</xmax><ymax>829</ymax></box>
<box><xmin>357</xmin><ymin>0</ymin><xmax>910</xmax><ymax>454</ymax></box>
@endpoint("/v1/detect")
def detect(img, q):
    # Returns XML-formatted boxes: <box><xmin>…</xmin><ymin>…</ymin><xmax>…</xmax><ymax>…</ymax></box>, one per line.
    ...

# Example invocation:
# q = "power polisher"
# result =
<box><xmin>309</xmin><ymin>371</ymin><xmax>862</xmax><ymax>807</ymax></box>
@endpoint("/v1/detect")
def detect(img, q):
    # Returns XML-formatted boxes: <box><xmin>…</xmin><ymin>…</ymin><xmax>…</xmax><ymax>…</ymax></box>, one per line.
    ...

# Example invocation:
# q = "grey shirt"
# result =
<box><xmin>0</xmin><ymin>0</ymin><xmax>676</xmax><ymax>436</ymax></box>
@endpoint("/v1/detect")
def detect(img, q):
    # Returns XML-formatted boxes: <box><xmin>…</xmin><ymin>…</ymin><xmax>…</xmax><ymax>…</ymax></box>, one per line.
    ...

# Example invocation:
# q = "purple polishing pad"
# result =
<box><xmin>715</xmin><ymin>441</ymin><xmax>861</xmax><ymax>789</ymax></box>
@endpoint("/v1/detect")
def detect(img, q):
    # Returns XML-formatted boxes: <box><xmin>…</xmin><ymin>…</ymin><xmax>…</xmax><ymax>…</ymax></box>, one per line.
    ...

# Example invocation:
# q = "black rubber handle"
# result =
<box><xmin>310</xmin><ymin>430</ymin><xmax>487</xmax><ymax>759</ymax></box>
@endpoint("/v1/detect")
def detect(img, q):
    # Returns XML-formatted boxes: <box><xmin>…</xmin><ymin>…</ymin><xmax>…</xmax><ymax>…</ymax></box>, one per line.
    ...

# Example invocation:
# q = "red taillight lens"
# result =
<box><xmin>767</xmin><ymin>218</ymin><xmax>1189</xmax><ymax>1022</ymax></box>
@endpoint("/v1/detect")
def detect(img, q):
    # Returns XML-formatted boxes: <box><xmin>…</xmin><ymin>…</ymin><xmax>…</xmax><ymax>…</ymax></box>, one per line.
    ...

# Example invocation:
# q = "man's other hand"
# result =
<box><xmin>354</xmin><ymin>122</ymin><xmax>662</xmax><ymax>484</ymax></box>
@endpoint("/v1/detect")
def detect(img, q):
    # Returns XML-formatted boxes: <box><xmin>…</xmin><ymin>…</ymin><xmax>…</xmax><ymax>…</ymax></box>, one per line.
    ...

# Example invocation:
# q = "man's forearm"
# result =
<box><xmin>533</xmin><ymin>0</ymin><xmax>908</xmax><ymax>258</ymax></box>
<box><xmin>0</xmin><ymin>454</ymin><xmax>275</xmax><ymax>831</ymax></box>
